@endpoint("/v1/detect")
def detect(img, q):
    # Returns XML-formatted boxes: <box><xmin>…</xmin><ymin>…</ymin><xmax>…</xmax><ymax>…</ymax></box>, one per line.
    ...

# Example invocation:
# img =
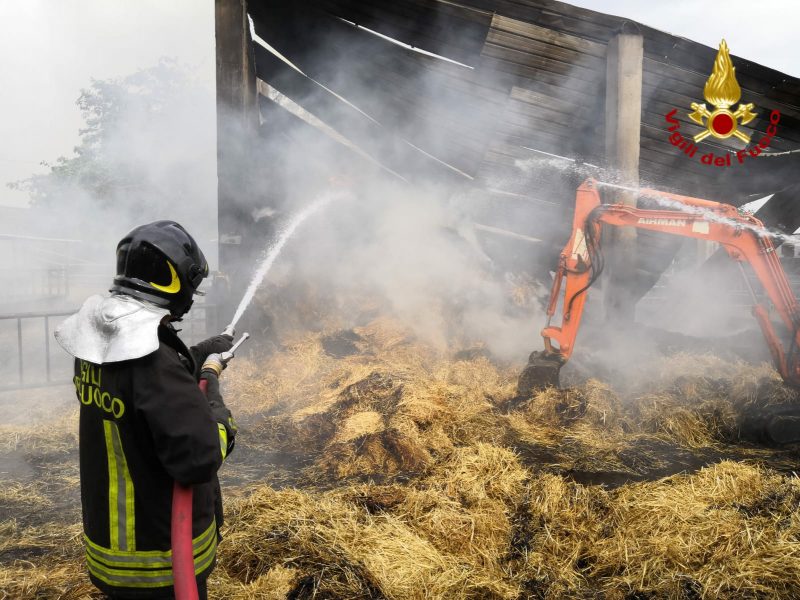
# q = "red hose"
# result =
<box><xmin>171</xmin><ymin>483</ymin><xmax>197</xmax><ymax>599</ymax></box>
<box><xmin>171</xmin><ymin>378</ymin><xmax>208</xmax><ymax>600</ymax></box>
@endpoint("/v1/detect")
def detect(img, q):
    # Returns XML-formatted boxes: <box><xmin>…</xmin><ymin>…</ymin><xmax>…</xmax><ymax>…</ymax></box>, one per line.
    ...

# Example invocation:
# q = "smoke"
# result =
<box><xmin>8</xmin><ymin>2</ymin><xmax>796</xmax><ymax>390</ymax></box>
<box><xmin>8</xmin><ymin>58</ymin><xmax>218</xmax><ymax>306</ymax></box>
<box><xmin>209</xmin><ymin>9</ymin><xmax>562</xmax><ymax>362</ymax></box>
<box><xmin>258</xmin><ymin>178</ymin><xmax>545</xmax><ymax>360</ymax></box>
<box><xmin>0</xmin><ymin>58</ymin><xmax>218</xmax><ymax>396</ymax></box>
<box><xmin>510</xmin><ymin>145</ymin><xmax>792</xmax><ymax>387</ymax></box>
<box><xmin>3</xmin><ymin>26</ymin><xmax>547</xmax><ymax>363</ymax></box>
<box><xmin>221</xmin><ymin>8</ymin><xmax>794</xmax><ymax>376</ymax></box>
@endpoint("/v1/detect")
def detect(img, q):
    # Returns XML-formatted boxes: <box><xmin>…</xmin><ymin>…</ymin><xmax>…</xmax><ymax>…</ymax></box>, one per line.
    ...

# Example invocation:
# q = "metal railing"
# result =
<box><xmin>0</xmin><ymin>304</ymin><xmax>216</xmax><ymax>392</ymax></box>
<box><xmin>0</xmin><ymin>310</ymin><xmax>74</xmax><ymax>391</ymax></box>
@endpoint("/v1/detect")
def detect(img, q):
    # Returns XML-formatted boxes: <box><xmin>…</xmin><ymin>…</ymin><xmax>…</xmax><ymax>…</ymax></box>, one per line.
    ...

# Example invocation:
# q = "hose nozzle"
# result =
<box><xmin>201</xmin><ymin>332</ymin><xmax>250</xmax><ymax>377</ymax></box>
<box><xmin>222</xmin><ymin>332</ymin><xmax>250</xmax><ymax>361</ymax></box>
<box><xmin>222</xmin><ymin>323</ymin><xmax>236</xmax><ymax>337</ymax></box>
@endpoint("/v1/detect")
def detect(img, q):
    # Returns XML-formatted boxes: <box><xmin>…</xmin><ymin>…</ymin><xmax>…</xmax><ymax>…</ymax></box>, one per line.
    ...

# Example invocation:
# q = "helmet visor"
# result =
<box><xmin>119</xmin><ymin>243</ymin><xmax>173</xmax><ymax>288</ymax></box>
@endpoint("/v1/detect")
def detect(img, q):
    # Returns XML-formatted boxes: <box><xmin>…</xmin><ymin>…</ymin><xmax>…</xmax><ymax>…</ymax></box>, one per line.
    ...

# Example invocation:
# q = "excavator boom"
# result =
<box><xmin>518</xmin><ymin>179</ymin><xmax>800</xmax><ymax>396</ymax></box>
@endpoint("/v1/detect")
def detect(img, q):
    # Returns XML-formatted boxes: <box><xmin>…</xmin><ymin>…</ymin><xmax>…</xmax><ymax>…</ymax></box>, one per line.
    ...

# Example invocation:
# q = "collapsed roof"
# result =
<box><xmin>241</xmin><ymin>0</ymin><xmax>800</xmax><ymax>282</ymax></box>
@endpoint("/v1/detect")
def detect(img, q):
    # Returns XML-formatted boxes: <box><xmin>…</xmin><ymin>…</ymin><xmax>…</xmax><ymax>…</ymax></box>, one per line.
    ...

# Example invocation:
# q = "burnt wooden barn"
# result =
<box><xmin>214</xmin><ymin>0</ymin><xmax>800</xmax><ymax>317</ymax></box>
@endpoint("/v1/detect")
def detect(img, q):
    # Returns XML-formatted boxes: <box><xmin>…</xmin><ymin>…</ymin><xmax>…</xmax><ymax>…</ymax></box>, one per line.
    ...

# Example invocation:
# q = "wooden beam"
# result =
<box><xmin>215</xmin><ymin>0</ymin><xmax>258</xmax><ymax>318</ymax></box>
<box><xmin>603</xmin><ymin>23</ymin><xmax>643</xmax><ymax>322</ymax></box>
<box><xmin>473</xmin><ymin>222</ymin><xmax>543</xmax><ymax>244</ymax></box>
<box><xmin>216</xmin><ymin>0</ymin><xmax>257</xmax><ymax>129</ymax></box>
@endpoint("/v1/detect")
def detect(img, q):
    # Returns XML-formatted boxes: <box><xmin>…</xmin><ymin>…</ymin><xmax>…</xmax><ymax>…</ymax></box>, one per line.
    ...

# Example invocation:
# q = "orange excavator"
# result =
<box><xmin>518</xmin><ymin>178</ymin><xmax>800</xmax><ymax>398</ymax></box>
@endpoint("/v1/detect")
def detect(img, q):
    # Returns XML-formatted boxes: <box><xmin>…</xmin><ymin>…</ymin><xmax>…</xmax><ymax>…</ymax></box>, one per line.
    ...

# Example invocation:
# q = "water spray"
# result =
<box><xmin>594</xmin><ymin>180</ymin><xmax>800</xmax><ymax>245</ymax></box>
<box><xmin>223</xmin><ymin>192</ymin><xmax>341</xmax><ymax>333</ymax></box>
<box><xmin>514</xmin><ymin>147</ymin><xmax>799</xmax><ymax>245</ymax></box>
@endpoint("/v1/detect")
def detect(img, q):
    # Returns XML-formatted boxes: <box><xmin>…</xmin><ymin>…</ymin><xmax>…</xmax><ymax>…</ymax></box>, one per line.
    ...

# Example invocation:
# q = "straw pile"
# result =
<box><xmin>0</xmin><ymin>519</ymin><xmax>97</xmax><ymax>600</ymax></box>
<box><xmin>207</xmin><ymin>457</ymin><xmax>800</xmax><ymax>600</ymax></box>
<box><xmin>213</xmin><ymin>444</ymin><xmax>524</xmax><ymax>599</ymax></box>
<box><xmin>2</xmin><ymin>316</ymin><xmax>800</xmax><ymax>599</ymax></box>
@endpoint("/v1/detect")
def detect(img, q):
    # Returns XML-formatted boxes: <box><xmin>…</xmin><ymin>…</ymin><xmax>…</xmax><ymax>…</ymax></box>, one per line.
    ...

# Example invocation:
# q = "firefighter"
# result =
<box><xmin>55</xmin><ymin>221</ymin><xmax>237</xmax><ymax>599</ymax></box>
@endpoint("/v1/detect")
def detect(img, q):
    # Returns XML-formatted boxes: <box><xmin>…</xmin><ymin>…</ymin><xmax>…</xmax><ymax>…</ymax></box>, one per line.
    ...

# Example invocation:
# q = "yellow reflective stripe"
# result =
<box><xmin>85</xmin><ymin>541</ymin><xmax>171</xmax><ymax>569</ymax></box>
<box><xmin>191</xmin><ymin>519</ymin><xmax>217</xmax><ymax>554</ymax></box>
<box><xmin>103</xmin><ymin>420</ymin><xmax>136</xmax><ymax>551</ymax></box>
<box><xmin>103</xmin><ymin>421</ymin><xmax>120</xmax><ymax>550</ymax></box>
<box><xmin>218</xmin><ymin>423</ymin><xmax>228</xmax><ymax>460</ymax></box>
<box><xmin>193</xmin><ymin>533</ymin><xmax>217</xmax><ymax>575</ymax></box>
<box><xmin>85</xmin><ymin>527</ymin><xmax>217</xmax><ymax>588</ymax></box>
<box><xmin>83</xmin><ymin>519</ymin><xmax>216</xmax><ymax>570</ymax></box>
<box><xmin>116</xmin><ymin>425</ymin><xmax>135</xmax><ymax>551</ymax></box>
<box><xmin>84</xmin><ymin>519</ymin><xmax>215</xmax><ymax>561</ymax></box>
<box><xmin>87</xmin><ymin>554</ymin><xmax>173</xmax><ymax>588</ymax></box>
<box><xmin>149</xmin><ymin>261</ymin><xmax>181</xmax><ymax>294</ymax></box>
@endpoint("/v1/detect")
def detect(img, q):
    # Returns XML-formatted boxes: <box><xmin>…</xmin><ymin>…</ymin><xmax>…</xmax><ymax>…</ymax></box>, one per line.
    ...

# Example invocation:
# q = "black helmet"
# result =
<box><xmin>111</xmin><ymin>221</ymin><xmax>209</xmax><ymax>318</ymax></box>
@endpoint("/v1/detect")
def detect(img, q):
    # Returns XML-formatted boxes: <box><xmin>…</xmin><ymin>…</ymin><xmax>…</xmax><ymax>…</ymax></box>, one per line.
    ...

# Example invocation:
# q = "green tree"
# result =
<box><xmin>12</xmin><ymin>58</ymin><xmax>209</xmax><ymax>210</ymax></box>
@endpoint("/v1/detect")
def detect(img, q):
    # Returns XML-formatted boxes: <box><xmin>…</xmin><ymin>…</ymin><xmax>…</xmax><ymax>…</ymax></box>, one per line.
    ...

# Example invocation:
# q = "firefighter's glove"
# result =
<box><xmin>191</xmin><ymin>334</ymin><xmax>234</xmax><ymax>367</ymax></box>
<box><xmin>200</xmin><ymin>372</ymin><xmax>237</xmax><ymax>457</ymax></box>
<box><xmin>201</xmin><ymin>353</ymin><xmax>226</xmax><ymax>378</ymax></box>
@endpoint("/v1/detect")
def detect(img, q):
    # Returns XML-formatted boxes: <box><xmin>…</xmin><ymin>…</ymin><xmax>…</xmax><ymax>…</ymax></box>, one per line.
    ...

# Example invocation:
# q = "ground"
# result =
<box><xmin>1</xmin><ymin>314</ymin><xmax>799</xmax><ymax>599</ymax></box>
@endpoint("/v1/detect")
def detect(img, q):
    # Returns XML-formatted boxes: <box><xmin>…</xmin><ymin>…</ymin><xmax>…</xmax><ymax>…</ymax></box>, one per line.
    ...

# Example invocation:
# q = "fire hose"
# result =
<box><xmin>172</xmin><ymin>329</ymin><xmax>249</xmax><ymax>600</ymax></box>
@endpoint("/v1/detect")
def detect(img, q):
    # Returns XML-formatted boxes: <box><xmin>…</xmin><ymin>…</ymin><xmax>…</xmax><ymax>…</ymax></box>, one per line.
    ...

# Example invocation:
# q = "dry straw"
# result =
<box><xmin>2</xmin><ymin>318</ymin><xmax>800</xmax><ymax>599</ymax></box>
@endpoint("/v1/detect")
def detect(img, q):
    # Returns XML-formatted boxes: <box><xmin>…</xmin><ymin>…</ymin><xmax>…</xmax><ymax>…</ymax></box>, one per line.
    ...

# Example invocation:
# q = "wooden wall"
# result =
<box><xmin>229</xmin><ymin>0</ymin><xmax>800</xmax><ymax>284</ymax></box>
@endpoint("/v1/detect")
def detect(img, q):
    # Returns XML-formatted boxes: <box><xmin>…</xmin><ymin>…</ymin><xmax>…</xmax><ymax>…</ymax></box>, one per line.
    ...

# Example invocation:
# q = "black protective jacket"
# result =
<box><xmin>74</xmin><ymin>325</ymin><xmax>233</xmax><ymax>598</ymax></box>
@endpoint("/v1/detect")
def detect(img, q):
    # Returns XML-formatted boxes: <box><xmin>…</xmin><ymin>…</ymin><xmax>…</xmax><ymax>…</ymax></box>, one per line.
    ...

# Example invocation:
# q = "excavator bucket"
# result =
<box><xmin>516</xmin><ymin>350</ymin><xmax>565</xmax><ymax>399</ymax></box>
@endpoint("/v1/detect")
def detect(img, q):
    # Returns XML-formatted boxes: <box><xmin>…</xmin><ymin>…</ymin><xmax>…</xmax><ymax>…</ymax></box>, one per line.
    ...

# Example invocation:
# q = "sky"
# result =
<box><xmin>0</xmin><ymin>1</ymin><xmax>797</xmax><ymax>208</ymax></box>
<box><xmin>0</xmin><ymin>1</ymin><xmax>215</xmax><ymax>208</ymax></box>
<box><xmin>569</xmin><ymin>0</ymin><xmax>800</xmax><ymax>78</ymax></box>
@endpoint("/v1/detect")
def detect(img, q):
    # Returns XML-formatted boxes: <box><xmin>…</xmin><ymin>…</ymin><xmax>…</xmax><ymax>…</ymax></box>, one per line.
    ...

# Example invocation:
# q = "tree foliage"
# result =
<box><xmin>12</xmin><ymin>59</ymin><xmax>207</xmax><ymax>209</ymax></box>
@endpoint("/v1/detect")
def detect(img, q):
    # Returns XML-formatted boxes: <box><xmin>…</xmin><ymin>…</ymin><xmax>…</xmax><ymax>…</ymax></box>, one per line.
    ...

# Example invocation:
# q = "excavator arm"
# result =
<box><xmin>520</xmin><ymin>178</ymin><xmax>800</xmax><ymax>393</ymax></box>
